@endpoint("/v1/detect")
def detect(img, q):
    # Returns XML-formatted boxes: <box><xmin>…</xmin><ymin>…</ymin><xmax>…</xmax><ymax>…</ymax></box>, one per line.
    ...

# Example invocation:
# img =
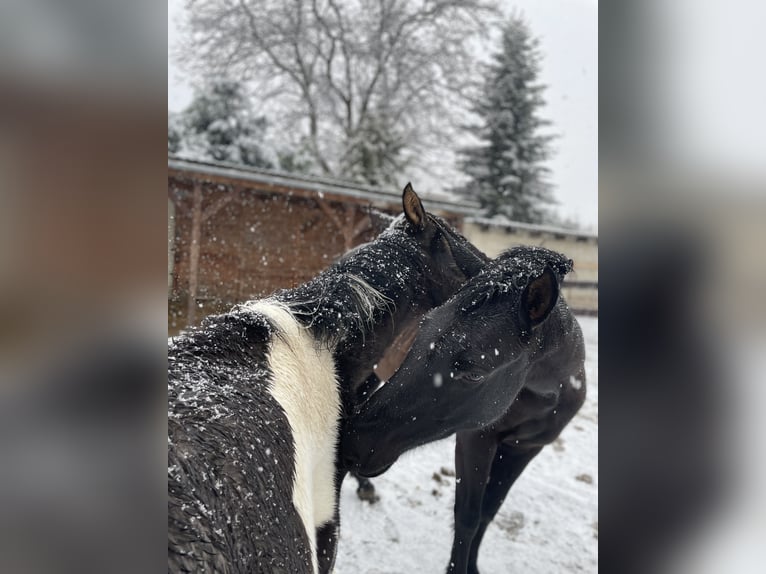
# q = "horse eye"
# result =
<box><xmin>461</xmin><ymin>373</ymin><xmax>484</xmax><ymax>384</ymax></box>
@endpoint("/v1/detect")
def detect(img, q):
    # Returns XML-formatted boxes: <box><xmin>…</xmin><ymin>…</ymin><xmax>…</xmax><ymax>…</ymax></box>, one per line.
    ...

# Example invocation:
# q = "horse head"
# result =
<box><xmin>391</xmin><ymin>183</ymin><xmax>487</xmax><ymax>304</ymax></box>
<box><xmin>342</xmin><ymin>246</ymin><xmax>573</xmax><ymax>477</ymax></box>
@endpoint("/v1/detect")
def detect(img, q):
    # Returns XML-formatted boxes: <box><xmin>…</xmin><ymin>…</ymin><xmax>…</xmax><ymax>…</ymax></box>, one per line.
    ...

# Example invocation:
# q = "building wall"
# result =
<box><xmin>463</xmin><ymin>221</ymin><xmax>599</xmax><ymax>315</ymax></box>
<box><xmin>168</xmin><ymin>180</ymin><xmax>380</xmax><ymax>333</ymax></box>
<box><xmin>168</xmin><ymin>168</ymin><xmax>597</xmax><ymax>334</ymax></box>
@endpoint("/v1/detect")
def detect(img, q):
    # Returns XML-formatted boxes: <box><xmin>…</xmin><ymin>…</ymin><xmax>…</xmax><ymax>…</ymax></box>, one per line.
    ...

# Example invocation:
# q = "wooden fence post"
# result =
<box><xmin>187</xmin><ymin>183</ymin><xmax>203</xmax><ymax>327</ymax></box>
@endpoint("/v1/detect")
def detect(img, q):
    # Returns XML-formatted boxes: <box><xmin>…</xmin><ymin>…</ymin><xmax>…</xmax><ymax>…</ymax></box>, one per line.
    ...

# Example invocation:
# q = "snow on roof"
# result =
<box><xmin>466</xmin><ymin>216</ymin><xmax>598</xmax><ymax>241</ymax></box>
<box><xmin>168</xmin><ymin>156</ymin><xmax>481</xmax><ymax>216</ymax></box>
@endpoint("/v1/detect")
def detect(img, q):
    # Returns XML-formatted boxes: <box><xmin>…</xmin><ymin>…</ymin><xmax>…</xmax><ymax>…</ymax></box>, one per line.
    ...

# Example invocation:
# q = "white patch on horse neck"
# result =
<box><xmin>569</xmin><ymin>375</ymin><xmax>583</xmax><ymax>390</ymax></box>
<box><xmin>250</xmin><ymin>300</ymin><xmax>341</xmax><ymax>574</ymax></box>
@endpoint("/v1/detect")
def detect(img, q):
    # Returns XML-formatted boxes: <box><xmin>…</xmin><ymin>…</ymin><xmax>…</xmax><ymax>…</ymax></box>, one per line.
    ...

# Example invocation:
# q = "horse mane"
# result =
<box><xmin>454</xmin><ymin>246</ymin><xmax>573</xmax><ymax>312</ymax></box>
<box><xmin>270</xmin><ymin>221</ymin><xmax>428</xmax><ymax>349</ymax></box>
<box><xmin>498</xmin><ymin>245</ymin><xmax>574</xmax><ymax>280</ymax></box>
<box><xmin>431</xmin><ymin>214</ymin><xmax>489</xmax><ymax>270</ymax></box>
<box><xmin>276</xmin><ymin>212</ymin><xmax>486</xmax><ymax>352</ymax></box>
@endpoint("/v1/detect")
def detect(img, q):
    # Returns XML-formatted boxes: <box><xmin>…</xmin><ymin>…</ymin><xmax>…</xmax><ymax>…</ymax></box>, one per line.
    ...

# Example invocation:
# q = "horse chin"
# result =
<box><xmin>355</xmin><ymin>460</ymin><xmax>395</xmax><ymax>478</ymax></box>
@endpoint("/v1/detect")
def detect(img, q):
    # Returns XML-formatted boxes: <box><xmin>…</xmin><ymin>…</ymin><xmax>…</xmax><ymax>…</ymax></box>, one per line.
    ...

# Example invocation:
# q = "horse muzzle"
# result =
<box><xmin>353</xmin><ymin>459</ymin><xmax>395</xmax><ymax>479</ymax></box>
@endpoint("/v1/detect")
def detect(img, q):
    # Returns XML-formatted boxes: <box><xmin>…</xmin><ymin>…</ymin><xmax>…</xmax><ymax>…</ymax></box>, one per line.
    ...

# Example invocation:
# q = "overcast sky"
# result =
<box><xmin>168</xmin><ymin>0</ymin><xmax>598</xmax><ymax>229</ymax></box>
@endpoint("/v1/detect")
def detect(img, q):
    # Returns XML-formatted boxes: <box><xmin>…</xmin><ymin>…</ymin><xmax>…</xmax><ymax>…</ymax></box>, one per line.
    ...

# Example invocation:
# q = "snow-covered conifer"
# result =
<box><xmin>457</xmin><ymin>15</ymin><xmax>556</xmax><ymax>223</ymax></box>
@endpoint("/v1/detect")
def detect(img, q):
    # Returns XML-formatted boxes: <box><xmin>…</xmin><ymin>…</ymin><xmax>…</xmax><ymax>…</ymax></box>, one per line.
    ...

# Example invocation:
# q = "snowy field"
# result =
<box><xmin>335</xmin><ymin>316</ymin><xmax>598</xmax><ymax>574</ymax></box>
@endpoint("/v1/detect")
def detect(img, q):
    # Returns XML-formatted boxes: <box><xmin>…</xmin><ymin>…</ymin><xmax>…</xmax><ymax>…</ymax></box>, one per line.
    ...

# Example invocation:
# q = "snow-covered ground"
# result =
<box><xmin>335</xmin><ymin>316</ymin><xmax>598</xmax><ymax>573</ymax></box>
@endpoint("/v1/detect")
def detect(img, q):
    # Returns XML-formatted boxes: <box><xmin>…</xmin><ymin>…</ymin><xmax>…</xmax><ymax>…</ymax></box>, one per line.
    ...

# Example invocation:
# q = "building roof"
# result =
<box><xmin>466</xmin><ymin>216</ymin><xmax>598</xmax><ymax>242</ymax></box>
<box><xmin>168</xmin><ymin>156</ymin><xmax>480</xmax><ymax>216</ymax></box>
<box><xmin>168</xmin><ymin>156</ymin><xmax>597</xmax><ymax>240</ymax></box>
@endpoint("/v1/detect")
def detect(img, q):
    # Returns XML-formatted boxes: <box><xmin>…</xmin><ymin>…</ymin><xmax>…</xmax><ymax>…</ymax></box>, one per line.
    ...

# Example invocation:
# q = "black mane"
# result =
<box><xmin>453</xmin><ymin>245</ymin><xmax>573</xmax><ymax>312</ymax></box>
<box><xmin>431</xmin><ymin>215</ymin><xmax>489</xmax><ymax>271</ymax></box>
<box><xmin>274</xmin><ymin>219</ymin><xmax>430</xmax><ymax>350</ymax></box>
<box><xmin>496</xmin><ymin>245</ymin><xmax>574</xmax><ymax>280</ymax></box>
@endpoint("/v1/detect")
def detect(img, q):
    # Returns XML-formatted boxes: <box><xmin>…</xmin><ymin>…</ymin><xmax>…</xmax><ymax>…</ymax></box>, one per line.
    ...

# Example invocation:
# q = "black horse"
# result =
<box><xmin>342</xmin><ymin>246</ymin><xmax>586</xmax><ymax>574</ymax></box>
<box><xmin>168</xmin><ymin>184</ymin><xmax>485</xmax><ymax>573</ymax></box>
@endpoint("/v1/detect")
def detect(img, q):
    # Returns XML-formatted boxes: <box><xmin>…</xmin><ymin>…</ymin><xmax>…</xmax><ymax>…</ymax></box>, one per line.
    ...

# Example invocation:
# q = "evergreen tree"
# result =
<box><xmin>457</xmin><ymin>16</ymin><xmax>556</xmax><ymax>223</ymax></box>
<box><xmin>275</xmin><ymin>145</ymin><xmax>315</xmax><ymax>175</ymax></box>
<box><xmin>168</xmin><ymin>112</ymin><xmax>183</xmax><ymax>154</ymax></box>
<box><xmin>172</xmin><ymin>81</ymin><xmax>275</xmax><ymax>169</ymax></box>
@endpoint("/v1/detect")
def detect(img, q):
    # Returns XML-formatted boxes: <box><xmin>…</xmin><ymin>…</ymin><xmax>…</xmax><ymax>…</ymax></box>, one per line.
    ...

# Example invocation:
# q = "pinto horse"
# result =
<box><xmin>342</xmin><ymin>246</ymin><xmax>586</xmax><ymax>574</ymax></box>
<box><xmin>168</xmin><ymin>184</ymin><xmax>485</xmax><ymax>574</ymax></box>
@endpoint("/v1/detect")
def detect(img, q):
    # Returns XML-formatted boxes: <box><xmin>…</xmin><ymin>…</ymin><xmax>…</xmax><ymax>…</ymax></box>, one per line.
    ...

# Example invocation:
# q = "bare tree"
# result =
<box><xmin>178</xmin><ymin>0</ymin><xmax>498</xmax><ymax>185</ymax></box>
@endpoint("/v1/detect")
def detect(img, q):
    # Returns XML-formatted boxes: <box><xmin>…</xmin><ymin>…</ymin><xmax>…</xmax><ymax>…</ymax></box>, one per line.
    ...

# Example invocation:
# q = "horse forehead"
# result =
<box><xmin>429</xmin><ymin>310</ymin><xmax>484</xmax><ymax>342</ymax></box>
<box><xmin>478</xmin><ymin>258</ymin><xmax>541</xmax><ymax>288</ymax></box>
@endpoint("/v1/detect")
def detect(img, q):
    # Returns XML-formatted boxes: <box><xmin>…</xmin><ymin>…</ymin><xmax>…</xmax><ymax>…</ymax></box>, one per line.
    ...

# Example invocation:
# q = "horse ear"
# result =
<box><xmin>520</xmin><ymin>267</ymin><xmax>559</xmax><ymax>331</ymax></box>
<box><xmin>402</xmin><ymin>183</ymin><xmax>426</xmax><ymax>230</ymax></box>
